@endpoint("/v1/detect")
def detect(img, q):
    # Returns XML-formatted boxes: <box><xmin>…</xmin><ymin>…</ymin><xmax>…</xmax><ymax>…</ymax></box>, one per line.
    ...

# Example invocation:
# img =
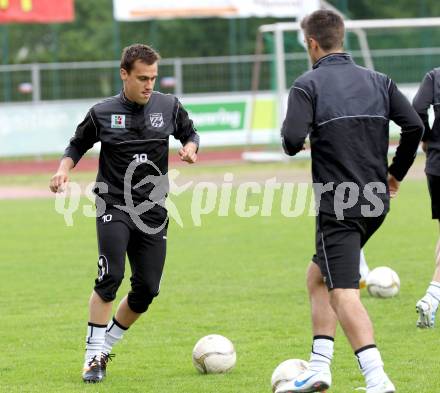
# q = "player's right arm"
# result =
<box><xmin>49</xmin><ymin>157</ymin><xmax>74</xmax><ymax>193</ymax></box>
<box><xmin>49</xmin><ymin>109</ymin><xmax>99</xmax><ymax>193</ymax></box>
<box><xmin>413</xmin><ymin>72</ymin><xmax>434</xmax><ymax>138</ymax></box>
<box><xmin>281</xmin><ymin>84</ymin><xmax>313</xmax><ymax>156</ymax></box>
<box><xmin>413</xmin><ymin>71</ymin><xmax>434</xmax><ymax>150</ymax></box>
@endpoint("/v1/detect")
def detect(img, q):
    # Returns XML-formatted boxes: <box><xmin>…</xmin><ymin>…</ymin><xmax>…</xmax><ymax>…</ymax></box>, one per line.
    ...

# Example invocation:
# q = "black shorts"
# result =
<box><xmin>312</xmin><ymin>212</ymin><xmax>386</xmax><ymax>290</ymax></box>
<box><xmin>93</xmin><ymin>206</ymin><xmax>168</xmax><ymax>307</ymax></box>
<box><xmin>427</xmin><ymin>174</ymin><xmax>440</xmax><ymax>220</ymax></box>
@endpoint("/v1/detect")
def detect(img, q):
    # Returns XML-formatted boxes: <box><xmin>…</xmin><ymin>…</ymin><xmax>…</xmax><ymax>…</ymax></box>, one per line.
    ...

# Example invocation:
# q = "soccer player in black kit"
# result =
<box><xmin>413</xmin><ymin>68</ymin><xmax>440</xmax><ymax>328</ymax></box>
<box><xmin>49</xmin><ymin>44</ymin><xmax>199</xmax><ymax>383</ymax></box>
<box><xmin>277</xmin><ymin>10</ymin><xmax>423</xmax><ymax>393</ymax></box>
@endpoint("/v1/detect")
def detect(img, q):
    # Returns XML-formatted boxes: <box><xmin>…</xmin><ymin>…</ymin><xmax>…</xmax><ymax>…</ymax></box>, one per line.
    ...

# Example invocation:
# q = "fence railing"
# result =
<box><xmin>0</xmin><ymin>47</ymin><xmax>438</xmax><ymax>103</ymax></box>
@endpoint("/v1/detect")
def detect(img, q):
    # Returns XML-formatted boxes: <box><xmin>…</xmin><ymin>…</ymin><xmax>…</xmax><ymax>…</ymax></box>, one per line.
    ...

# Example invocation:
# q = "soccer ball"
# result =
<box><xmin>192</xmin><ymin>334</ymin><xmax>236</xmax><ymax>374</ymax></box>
<box><xmin>271</xmin><ymin>359</ymin><xmax>309</xmax><ymax>393</ymax></box>
<box><xmin>366</xmin><ymin>266</ymin><xmax>400</xmax><ymax>298</ymax></box>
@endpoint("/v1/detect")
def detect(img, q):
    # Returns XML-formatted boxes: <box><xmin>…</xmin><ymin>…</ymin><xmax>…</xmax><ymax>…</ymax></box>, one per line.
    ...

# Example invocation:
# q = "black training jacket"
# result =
<box><xmin>282</xmin><ymin>53</ymin><xmax>424</xmax><ymax>217</ymax></box>
<box><xmin>413</xmin><ymin>68</ymin><xmax>440</xmax><ymax>176</ymax></box>
<box><xmin>63</xmin><ymin>91</ymin><xmax>199</xmax><ymax>224</ymax></box>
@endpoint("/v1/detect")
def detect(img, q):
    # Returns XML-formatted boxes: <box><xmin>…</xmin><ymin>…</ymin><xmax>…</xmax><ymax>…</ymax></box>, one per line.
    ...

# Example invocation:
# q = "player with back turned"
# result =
<box><xmin>278</xmin><ymin>10</ymin><xmax>423</xmax><ymax>393</ymax></box>
<box><xmin>413</xmin><ymin>68</ymin><xmax>440</xmax><ymax>329</ymax></box>
<box><xmin>49</xmin><ymin>44</ymin><xmax>199</xmax><ymax>383</ymax></box>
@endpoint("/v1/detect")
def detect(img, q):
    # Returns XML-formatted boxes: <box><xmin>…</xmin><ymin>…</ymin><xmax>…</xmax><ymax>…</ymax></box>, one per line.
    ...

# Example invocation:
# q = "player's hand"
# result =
<box><xmin>179</xmin><ymin>142</ymin><xmax>198</xmax><ymax>164</ymax></box>
<box><xmin>422</xmin><ymin>141</ymin><xmax>428</xmax><ymax>153</ymax></box>
<box><xmin>49</xmin><ymin>170</ymin><xmax>69</xmax><ymax>193</ymax></box>
<box><xmin>387</xmin><ymin>174</ymin><xmax>400</xmax><ymax>198</ymax></box>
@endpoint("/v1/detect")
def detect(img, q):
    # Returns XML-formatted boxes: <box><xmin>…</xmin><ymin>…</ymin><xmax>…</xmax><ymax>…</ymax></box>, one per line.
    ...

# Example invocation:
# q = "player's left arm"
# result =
<box><xmin>173</xmin><ymin>99</ymin><xmax>200</xmax><ymax>164</ymax></box>
<box><xmin>388</xmin><ymin>79</ymin><xmax>424</xmax><ymax>190</ymax></box>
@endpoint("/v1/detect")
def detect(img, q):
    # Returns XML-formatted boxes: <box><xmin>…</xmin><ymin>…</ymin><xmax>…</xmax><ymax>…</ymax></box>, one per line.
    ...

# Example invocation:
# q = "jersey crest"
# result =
<box><xmin>150</xmin><ymin>113</ymin><xmax>164</xmax><ymax>128</ymax></box>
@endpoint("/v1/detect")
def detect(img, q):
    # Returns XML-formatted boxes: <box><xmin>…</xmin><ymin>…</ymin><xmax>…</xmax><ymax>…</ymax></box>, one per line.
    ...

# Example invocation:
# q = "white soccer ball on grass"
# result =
<box><xmin>366</xmin><ymin>266</ymin><xmax>400</xmax><ymax>298</ymax></box>
<box><xmin>192</xmin><ymin>334</ymin><xmax>236</xmax><ymax>374</ymax></box>
<box><xmin>271</xmin><ymin>359</ymin><xmax>309</xmax><ymax>393</ymax></box>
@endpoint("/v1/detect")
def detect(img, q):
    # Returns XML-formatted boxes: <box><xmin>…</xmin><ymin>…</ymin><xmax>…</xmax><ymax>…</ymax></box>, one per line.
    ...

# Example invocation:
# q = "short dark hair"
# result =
<box><xmin>300</xmin><ymin>10</ymin><xmax>345</xmax><ymax>51</ymax></box>
<box><xmin>120</xmin><ymin>44</ymin><xmax>161</xmax><ymax>73</ymax></box>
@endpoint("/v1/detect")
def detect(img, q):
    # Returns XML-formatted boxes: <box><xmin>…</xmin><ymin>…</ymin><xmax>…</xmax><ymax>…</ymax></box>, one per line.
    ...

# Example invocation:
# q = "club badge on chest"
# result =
<box><xmin>150</xmin><ymin>113</ymin><xmax>164</xmax><ymax>128</ymax></box>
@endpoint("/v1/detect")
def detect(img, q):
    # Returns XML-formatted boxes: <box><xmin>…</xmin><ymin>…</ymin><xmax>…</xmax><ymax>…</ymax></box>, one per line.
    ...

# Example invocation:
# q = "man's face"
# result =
<box><xmin>120</xmin><ymin>60</ymin><xmax>158</xmax><ymax>105</ymax></box>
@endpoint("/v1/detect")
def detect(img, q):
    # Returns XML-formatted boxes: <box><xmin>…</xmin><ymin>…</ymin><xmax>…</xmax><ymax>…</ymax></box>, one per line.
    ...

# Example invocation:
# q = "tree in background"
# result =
<box><xmin>3</xmin><ymin>0</ymin><xmax>436</xmax><ymax>64</ymax></box>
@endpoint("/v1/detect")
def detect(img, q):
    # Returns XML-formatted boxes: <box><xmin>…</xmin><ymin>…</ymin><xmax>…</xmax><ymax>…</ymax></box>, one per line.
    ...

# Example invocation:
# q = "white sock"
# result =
<box><xmin>359</xmin><ymin>249</ymin><xmax>369</xmax><ymax>279</ymax></box>
<box><xmin>102</xmin><ymin>317</ymin><xmax>128</xmax><ymax>354</ymax></box>
<box><xmin>85</xmin><ymin>322</ymin><xmax>107</xmax><ymax>361</ymax></box>
<box><xmin>309</xmin><ymin>336</ymin><xmax>334</xmax><ymax>373</ymax></box>
<box><xmin>356</xmin><ymin>345</ymin><xmax>386</xmax><ymax>388</ymax></box>
<box><xmin>427</xmin><ymin>282</ymin><xmax>440</xmax><ymax>306</ymax></box>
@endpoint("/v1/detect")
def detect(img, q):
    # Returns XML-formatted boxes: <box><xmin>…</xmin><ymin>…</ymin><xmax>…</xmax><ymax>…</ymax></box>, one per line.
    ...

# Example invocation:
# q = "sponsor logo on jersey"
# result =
<box><xmin>111</xmin><ymin>114</ymin><xmax>126</xmax><ymax>128</ymax></box>
<box><xmin>150</xmin><ymin>112</ymin><xmax>164</xmax><ymax>128</ymax></box>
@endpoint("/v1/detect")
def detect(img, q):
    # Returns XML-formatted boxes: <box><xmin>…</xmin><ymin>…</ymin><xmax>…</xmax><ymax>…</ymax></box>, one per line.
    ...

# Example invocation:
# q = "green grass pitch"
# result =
<box><xmin>0</xmin><ymin>167</ymin><xmax>439</xmax><ymax>392</ymax></box>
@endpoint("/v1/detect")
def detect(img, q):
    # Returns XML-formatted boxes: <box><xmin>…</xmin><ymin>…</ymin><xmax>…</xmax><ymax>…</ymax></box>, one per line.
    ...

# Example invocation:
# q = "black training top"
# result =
<box><xmin>413</xmin><ymin>68</ymin><xmax>440</xmax><ymax>176</ymax></box>
<box><xmin>282</xmin><ymin>53</ymin><xmax>424</xmax><ymax>218</ymax></box>
<box><xmin>63</xmin><ymin>91</ymin><xmax>200</xmax><ymax>224</ymax></box>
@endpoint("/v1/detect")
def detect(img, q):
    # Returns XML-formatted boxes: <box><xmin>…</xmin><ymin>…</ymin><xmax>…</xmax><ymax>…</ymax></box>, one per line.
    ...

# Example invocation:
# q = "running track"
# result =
<box><xmin>0</xmin><ymin>149</ymin><xmax>244</xmax><ymax>175</ymax></box>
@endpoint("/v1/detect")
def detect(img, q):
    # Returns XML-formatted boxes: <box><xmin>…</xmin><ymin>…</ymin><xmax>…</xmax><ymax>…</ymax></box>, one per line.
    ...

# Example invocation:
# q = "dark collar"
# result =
<box><xmin>119</xmin><ymin>90</ymin><xmax>147</xmax><ymax>111</ymax></box>
<box><xmin>313</xmin><ymin>53</ymin><xmax>353</xmax><ymax>69</ymax></box>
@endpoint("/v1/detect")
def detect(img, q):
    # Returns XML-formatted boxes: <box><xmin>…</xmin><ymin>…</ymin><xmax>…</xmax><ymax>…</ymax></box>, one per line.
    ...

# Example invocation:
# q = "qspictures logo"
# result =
<box><xmin>54</xmin><ymin>162</ymin><xmax>388</xmax><ymax>233</ymax></box>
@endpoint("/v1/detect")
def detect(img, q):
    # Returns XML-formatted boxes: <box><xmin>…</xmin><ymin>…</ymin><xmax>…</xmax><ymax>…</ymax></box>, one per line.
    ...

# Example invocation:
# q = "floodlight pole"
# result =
<box><xmin>274</xmin><ymin>24</ymin><xmax>286</xmax><ymax>133</ymax></box>
<box><xmin>354</xmin><ymin>28</ymin><xmax>374</xmax><ymax>70</ymax></box>
<box><xmin>247</xmin><ymin>30</ymin><xmax>265</xmax><ymax>149</ymax></box>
